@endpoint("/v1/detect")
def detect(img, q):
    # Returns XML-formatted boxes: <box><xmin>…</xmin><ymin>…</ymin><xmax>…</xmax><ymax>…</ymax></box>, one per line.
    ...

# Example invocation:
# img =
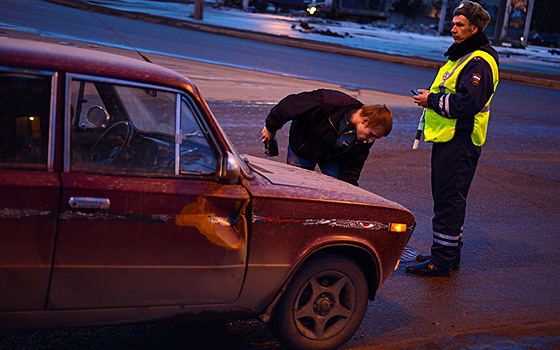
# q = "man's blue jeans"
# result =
<box><xmin>287</xmin><ymin>146</ymin><xmax>339</xmax><ymax>179</ymax></box>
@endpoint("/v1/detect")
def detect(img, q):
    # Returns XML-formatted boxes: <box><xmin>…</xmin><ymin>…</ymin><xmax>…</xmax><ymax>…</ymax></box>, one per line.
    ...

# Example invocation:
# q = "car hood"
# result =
<box><xmin>243</xmin><ymin>155</ymin><xmax>408</xmax><ymax>211</ymax></box>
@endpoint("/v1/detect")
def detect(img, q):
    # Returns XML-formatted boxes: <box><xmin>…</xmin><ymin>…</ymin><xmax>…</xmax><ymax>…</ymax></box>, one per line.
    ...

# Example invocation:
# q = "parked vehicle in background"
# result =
<box><xmin>255</xmin><ymin>0</ymin><xmax>310</xmax><ymax>11</ymax></box>
<box><xmin>224</xmin><ymin>0</ymin><xmax>309</xmax><ymax>12</ymax></box>
<box><xmin>307</xmin><ymin>0</ymin><xmax>388</xmax><ymax>22</ymax></box>
<box><xmin>528</xmin><ymin>33</ymin><xmax>560</xmax><ymax>47</ymax></box>
<box><xmin>0</xmin><ymin>37</ymin><xmax>414</xmax><ymax>350</ymax></box>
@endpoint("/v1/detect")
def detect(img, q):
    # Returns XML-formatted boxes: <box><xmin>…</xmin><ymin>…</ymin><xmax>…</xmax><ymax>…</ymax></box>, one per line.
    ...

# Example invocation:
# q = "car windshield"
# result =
<box><xmin>198</xmin><ymin>96</ymin><xmax>254</xmax><ymax>178</ymax></box>
<box><xmin>113</xmin><ymin>85</ymin><xmax>176</xmax><ymax>135</ymax></box>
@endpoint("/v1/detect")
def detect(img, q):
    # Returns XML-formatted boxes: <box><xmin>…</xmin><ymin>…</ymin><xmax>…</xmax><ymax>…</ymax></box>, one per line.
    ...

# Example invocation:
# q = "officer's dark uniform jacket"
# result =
<box><xmin>265</xmin><ymin>89</ymin><xmax>371</xmax><ymax>186</ymax></box>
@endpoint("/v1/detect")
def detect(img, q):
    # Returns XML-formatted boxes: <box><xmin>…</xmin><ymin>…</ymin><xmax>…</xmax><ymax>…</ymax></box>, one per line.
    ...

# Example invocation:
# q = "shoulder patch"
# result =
<box><xmin>471</xmin><ymin>73</ymin><xmax>482</xmax><ymax>86</ymax></box>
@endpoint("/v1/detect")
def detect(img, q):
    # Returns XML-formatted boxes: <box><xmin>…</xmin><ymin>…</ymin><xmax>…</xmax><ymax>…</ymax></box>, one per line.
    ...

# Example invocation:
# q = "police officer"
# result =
<box><xmin>406</xmin><ymin>0</ymin><xmax>499</xmax><ymax>277</ymax></box>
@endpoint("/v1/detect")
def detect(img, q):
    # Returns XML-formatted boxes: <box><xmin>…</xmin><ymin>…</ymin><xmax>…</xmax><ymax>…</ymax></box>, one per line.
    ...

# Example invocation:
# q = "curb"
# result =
<box><xmin>45</xmin><ymin>0</ymin><xmax>560</xmax><ymax>89</ymax></box>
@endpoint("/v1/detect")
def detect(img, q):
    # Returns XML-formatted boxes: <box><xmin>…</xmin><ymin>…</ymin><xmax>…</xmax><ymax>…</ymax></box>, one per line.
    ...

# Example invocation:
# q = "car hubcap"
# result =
<box><xmin>315</xmin><ymin>294</ymin><xmax>333</xmax><ymax>316</ymax></box>
<box><xmin>294</xmin><ymin>271</ymin><xmax>356</xmax><ymax>340</ymax></box>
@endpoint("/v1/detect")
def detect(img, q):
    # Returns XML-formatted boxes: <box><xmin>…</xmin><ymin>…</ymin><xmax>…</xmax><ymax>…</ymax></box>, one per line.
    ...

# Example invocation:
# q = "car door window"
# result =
<box><xmin>69</xmin><ymin>79</ymin><xmax>177</xmax><ymax>175</ymax></box>
<box><xmin>180</xmin><ymin>98</ymin><xmax>217</xmax><ymax>174</ymax></box>
<box><xmin>0</xmin><ymin>71</ymin><xmax>52</xmax><ymax>169</ymax></box>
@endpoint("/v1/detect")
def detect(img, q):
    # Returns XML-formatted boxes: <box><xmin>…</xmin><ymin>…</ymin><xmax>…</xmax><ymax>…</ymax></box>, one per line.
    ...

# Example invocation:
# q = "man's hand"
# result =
<box><xmin>261</xmin><ymin>127</ymin><xmax>276</xmax><ymax>144</ymax></box>
<box><xmin>413</xmin><ymin>89</ymin><xmax>430</xmax><ymax>108</ymax></box>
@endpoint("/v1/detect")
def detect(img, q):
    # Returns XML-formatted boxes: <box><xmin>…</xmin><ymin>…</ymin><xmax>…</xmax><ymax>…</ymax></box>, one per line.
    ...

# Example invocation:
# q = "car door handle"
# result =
<box><xmin>68</xmin><ymin>197</ymin><xmax>111</xmax><ymax>209</ymax></box>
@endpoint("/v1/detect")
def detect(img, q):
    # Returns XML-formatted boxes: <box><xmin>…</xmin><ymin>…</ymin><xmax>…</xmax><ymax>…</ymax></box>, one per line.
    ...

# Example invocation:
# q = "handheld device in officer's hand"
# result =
<box><xmin>411</xmin><ymin>88</ymin><xmax>425</xmax><ymax>150</ymax></box>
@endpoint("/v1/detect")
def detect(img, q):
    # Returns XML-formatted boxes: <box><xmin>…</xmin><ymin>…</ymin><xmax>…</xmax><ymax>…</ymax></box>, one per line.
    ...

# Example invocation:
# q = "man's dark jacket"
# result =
<box><xmin>265</xmin><ymin>89</ymin><xmax>372</xmax><ymax>186</ymax></box>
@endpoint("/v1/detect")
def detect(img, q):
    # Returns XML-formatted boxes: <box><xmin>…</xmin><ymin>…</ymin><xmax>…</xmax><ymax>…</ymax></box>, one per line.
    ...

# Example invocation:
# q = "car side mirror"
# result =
<box><xmin>86</xmin><ymin>106</ymin><xmax>110</xmax><ymax>128</ymax></box>
<box><xmin>217</xmin><ymin>152</ymin><xmax>240</xmax><ymax>184</ymax></box>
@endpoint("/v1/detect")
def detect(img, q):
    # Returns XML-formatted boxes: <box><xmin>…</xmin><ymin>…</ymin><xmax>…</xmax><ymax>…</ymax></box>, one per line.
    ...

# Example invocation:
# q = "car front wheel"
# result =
<box><xmin>270</xmin><ymin>254</ymin><xmax>369</xmax><ymax>350</ymax></box>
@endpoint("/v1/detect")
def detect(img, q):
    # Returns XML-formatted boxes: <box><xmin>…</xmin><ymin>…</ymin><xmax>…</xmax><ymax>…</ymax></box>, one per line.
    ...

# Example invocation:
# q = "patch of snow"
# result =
<box><xmin>86</xmin><ymin>0</ymin><xmax>560</xmax><ymax>74</ymax></box>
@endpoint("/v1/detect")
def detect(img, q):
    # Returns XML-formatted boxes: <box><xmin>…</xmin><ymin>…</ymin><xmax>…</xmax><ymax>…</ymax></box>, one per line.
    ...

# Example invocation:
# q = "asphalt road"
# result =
<box><xmin>1</xmin><ymin>0</ymin><xmax>559</xmax><ymax>118</ymax></box>
<box><xmin>0</xmin><ymin>1</ymin><xmax>559</xmax><ymax>349</ymax></box>
<box><xmin>1</xmin><ymin>97</ymin><xmax>559</xmax><ymax>349</ymax></box>
<box><xmin>209</xmin><ymin>101</ymin><xmax>560</xmax><ymax>349</ymax></box>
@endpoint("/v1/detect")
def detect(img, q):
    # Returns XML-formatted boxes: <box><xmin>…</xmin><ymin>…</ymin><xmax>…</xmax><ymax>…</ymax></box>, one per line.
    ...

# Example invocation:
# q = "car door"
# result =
<box><xmin>0</xmin><ymin>69</ymin><xmax>59</xmax><ymax>311</ymax></box>
<box><xmin>48</xmin><ymin>76</ymin><xmax>249</xmax><ymax>309</ymax></box>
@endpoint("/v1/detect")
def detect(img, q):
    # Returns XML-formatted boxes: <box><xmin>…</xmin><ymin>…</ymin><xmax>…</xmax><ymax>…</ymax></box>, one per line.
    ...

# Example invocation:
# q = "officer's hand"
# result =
<box><xmin>413</xmin><ymin>89</ymin><xmax>430</xmax><ymax>108</ymax></box>
<box><xmin>261</xmin><ymin>127</ymin><xmax>275</xmax><ymax>144</ymax></box>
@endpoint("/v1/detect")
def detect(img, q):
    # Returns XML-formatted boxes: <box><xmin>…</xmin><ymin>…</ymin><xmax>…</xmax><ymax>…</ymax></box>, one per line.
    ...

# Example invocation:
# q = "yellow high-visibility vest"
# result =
<box><xmin>424</xmin><ymin>50</ymin><xmax>499</xmax><ymax>146</ymax></box>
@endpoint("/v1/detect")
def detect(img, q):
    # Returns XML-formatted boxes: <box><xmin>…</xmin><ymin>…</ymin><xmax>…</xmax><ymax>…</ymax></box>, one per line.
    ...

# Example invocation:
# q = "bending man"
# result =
<box><xmin>262</xmin><ymin>89</ymin><xmax>392</xmax><ymax>186</ymax></box>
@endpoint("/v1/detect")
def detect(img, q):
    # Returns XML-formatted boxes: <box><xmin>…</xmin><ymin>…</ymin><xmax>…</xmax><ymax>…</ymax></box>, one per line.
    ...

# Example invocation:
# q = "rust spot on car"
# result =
<box><xmin>176</xmin><ymin>197</ymin><xmax>249</xmax><ymax>250</ymax></box>
<box><xmin>0</xmin><ymin>208</ymin><xmax>51</xmax><ymax>218</ymax></box>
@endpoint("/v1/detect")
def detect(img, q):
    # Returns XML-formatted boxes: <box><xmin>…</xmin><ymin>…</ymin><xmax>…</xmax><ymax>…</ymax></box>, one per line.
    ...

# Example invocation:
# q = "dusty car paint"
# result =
<box><xmin>0</xmin><ymin>38</ymin><xmax>415</xmax><ymax>339</ymax></box>
<box><xmin>236</xmin><ymin>155</ymin><xmax>414</xmax><ymax>315</ymax></box>
<box><xmin>50</xmin><ymin>174</ymin><xmax>250</xmax><ymax>309</ymax></box>
<box><xmin>0</xmin><ymin>170</ymin><xmax>60</xmax><ymax>311</ymax></box>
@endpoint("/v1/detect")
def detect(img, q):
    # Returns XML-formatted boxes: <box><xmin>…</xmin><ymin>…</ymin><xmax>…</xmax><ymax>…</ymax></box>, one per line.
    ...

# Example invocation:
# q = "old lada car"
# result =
<box><xmin>0</xmin><ymin>37</ymin><xmax>415</xmax><ymax>350</ymax></box>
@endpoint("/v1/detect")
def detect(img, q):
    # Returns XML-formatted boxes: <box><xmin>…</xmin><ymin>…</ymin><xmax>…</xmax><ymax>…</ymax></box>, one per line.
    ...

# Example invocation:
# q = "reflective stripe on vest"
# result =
<box><xmin>424</xmin><ymin>50</ymin><xmax>499</xmax><ymax>146</ymax></box>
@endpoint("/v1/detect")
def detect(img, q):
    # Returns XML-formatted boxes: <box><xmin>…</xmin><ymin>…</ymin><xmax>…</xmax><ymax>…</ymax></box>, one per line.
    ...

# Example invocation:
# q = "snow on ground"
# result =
<box><xmin>87</xmin><ymin>0</ymin><xmax>560</xmax><ymax>74</ymax></box>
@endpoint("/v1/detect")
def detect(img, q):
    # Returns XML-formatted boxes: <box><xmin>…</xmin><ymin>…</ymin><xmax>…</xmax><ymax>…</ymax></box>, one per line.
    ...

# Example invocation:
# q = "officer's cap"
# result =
<box><xmin>454</xmin><ymin>0</ymin><xmax>491</xmax><ymax>31</ymax></box>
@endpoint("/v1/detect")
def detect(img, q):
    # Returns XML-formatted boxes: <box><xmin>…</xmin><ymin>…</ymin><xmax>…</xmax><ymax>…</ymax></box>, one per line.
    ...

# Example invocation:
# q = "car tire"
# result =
<box><xmin>270</xmin><ymin>254</ymin><xmax>369</xmax><ymax>350</ymax></box>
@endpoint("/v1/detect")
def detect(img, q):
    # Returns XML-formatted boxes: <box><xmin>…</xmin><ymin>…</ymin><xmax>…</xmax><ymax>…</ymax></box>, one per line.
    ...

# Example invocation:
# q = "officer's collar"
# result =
<box><xmin>444</xmin><ymin>32</ymin><xmax>489</xmax><ymax>61</ymax></box>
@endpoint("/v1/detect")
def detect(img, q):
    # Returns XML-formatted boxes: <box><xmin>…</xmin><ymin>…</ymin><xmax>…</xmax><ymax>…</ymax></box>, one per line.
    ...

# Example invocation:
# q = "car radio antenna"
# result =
<box><xmin>88</xmin><ymin>10</ymin><xmax>153</xmax><ymax>63</ymax></box>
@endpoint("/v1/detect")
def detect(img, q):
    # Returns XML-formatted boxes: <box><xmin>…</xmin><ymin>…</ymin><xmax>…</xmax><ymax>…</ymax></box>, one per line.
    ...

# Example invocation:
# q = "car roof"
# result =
<box><xmin>0</xmin><ymin>37</ymin><xmax>198</xmax><ymax>94</ymax></box>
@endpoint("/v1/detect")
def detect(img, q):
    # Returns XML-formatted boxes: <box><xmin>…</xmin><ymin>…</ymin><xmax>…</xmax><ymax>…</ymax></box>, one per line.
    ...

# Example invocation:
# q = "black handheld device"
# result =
<box><xmin>264</xmin><ymin>136</ymin><xmax>279</xmax><ymax>157</ymax></box>
<box><xmin>411</xmin><ymin>88</ymin><xmax>420</xmax><ymax>96</ymax></box>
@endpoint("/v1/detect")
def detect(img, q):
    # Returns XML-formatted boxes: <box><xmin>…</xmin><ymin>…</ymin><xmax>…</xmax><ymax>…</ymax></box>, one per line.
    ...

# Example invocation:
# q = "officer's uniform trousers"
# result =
<box><xmin>430</xmin><ymin>129</ymin><xmax>481</xmax><ymax>269</ymax></box>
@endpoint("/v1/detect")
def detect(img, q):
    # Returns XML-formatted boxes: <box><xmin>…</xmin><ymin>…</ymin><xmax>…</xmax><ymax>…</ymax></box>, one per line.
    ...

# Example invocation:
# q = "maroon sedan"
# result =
<box><xmin>0</xmin><ymin>37</ymin><xmax>415</xmax><ymax>350</ymax></box>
